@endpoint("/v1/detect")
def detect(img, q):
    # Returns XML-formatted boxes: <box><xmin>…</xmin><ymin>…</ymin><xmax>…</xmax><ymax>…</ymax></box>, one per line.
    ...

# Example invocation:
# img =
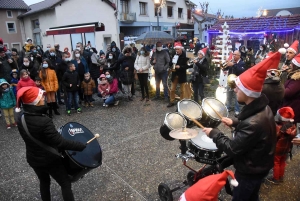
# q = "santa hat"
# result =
<box><xmin>178</xmin><ymin>170</ymin><xmax>238</xmax><ymax>201</ymax></box>
<box><xmin>292</xmin><ymin>53</ymin><xmax>300</xmax><ymax>67</ymax></box>
<box><xmin>174</xmin><ymin>42</ymin><xmax>183</xmax><ymax>49</ymax></box>
<box><xmin>235</xmin><ymin>48</ymin><xmax>286</xmax><ymax>98</ymax></box>
<box><xmin>265</xmin><ymin>51</ymin><xmax>275</xmax><ymax>58</ymax></box>
<box><xmin>198</xmin><ymin>47</ymin><xmax>208</xmax><ymax>56</ymax></box>
<box><xmin>276</xmin><ymin>107</ymin><xmax>294</xmax><ymax>122</ymax></box>
<box><xmin>15</xmin><ymin>87</ymin><xmax>45</xmax><ymax>112</ymax></box>
<box><xmin>287</xmin><ymin>40</ymin><xmax>299</xmax><ymax>54</ymax></box>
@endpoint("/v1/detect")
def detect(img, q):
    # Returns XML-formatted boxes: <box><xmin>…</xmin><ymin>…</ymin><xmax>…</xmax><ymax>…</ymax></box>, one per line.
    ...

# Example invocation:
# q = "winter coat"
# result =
<box><xmin>0</xmin><ymin>55</ymin><xmax>17</xmax><ymax>83</ymax></box>
<box><xmin>262</xmin><ymin>78</ymin><xmax>285</xmax><ymax>116</ymax></box>
<box><xmin>108</xmin><ymin>78</ymin><xmax>118</xmax><ymax>94</ymax></box>
<box><xmin>275</xmin><ymin>122</ymin><xmax>296</xmax><ymax>156</ymax></box>
<box><xmin>98</xmin><ymin>80</ymin><xmax>110</xmax><ymax>97</ymax></box>
<box><xmin>81</xmin><ymin>78</ymin><xmax>96</xmax><ymax>96</ymax></box>
<box><xmin>56</xmin><ymin>61</ymin><xmax>68</xmax><ymax>82</ymax></box>
<box><xmin>170</xmin><ymin>52</ymin><xmax>190</xmax><ymax>83</ymax></box>
<box><xmin>20</xmin><ymin>62</ymin><xmax>38</xmax><ymax>81</ymax></box>
<box><xmin>71</xmin><ymin>58</ymin><xmax>89</xmax><ymax>74</ymax></box>
<box><xmin>17</xmin><ymin>105</ymin><xmax>85</xmax><ymax>167</ymax></box>
<box><xmin>209</xmin><ymin>94</ymin><xmax>276</xmax><ymax>179</ymax></box>
<box><xmin>223</xmin><ymin>59</ymin><xmax>245</xmax><ymax>76</ymax></box>
<box><xmin>150</xmin><ymin>50</ymin><xmax>170</xmax><ymax>74</ymax></box>
<box><xmin>39</xmin><ymin>68</ymin><xmax>58</xmax><ymax>92</ymax></box>
<box><xmin>62</xmin><ymin>70</ymin><xmax>80</xmax><ymax>92</ymax></box>
<box><xmin>0</xmin><ymin>79</ymin><xmax>16</xmax><ymax>109</ymax></box>
<box><xmin>134</xmin><ymin>54</ymin><xmax>150</xmax><ymax>73</ymax></box>
<box><xmin>17</xmin><ymin>77</ymin><xmax>36</xmax><ymax>91</ymax></box>
<box><xmin>282</xmin><ymin>70</ymin><xmax>300</xmax><ymax>123</ymax></box>
<box><xmin>191</xmin><ymin>57</ymin><xmax>208</xmax><ymax>83</ymax></box>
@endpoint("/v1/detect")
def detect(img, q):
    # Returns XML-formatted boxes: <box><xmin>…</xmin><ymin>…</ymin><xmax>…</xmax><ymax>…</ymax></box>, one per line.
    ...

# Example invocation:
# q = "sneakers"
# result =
<box><xmin>114</xmin><ymin>100</ymin><xmax>119</xmax><ymax>106</ymax></box>
<box><xmin>13</xmin><ymin>122</ymin><xmax>18</xmax><ymax>127</ymax></box>
<box><xmin>67</xmin><ymin>110</ymin><xmax>71</xmax><ymax>116</ymax></box>
<box><xmin>103</xmin><ymin>103</ymin><xmax>106</xmax><ymax>107</ymax></box>
<box><xmin>84</xmin><ymin>102</ymin><xmax>89</xmax><ymax>107</ymax></box>
<box><xmin>77</xmin><ymin>108</ymin><xmax>82</xmax><ymax>113</ymax></box>
<box><xmin>7</xmin><ymin>125</ymin><xmax>11</xmax><ymax>129</ymax></box>
<box><xmin>266</xmin><ymin>177</ymin><xmax>280</xmax><ymax>185</ymax></box>
<box><xmin>89</xmin><ymin>103</ymin><xmax>94</xmax><ymax>107</ymax></box>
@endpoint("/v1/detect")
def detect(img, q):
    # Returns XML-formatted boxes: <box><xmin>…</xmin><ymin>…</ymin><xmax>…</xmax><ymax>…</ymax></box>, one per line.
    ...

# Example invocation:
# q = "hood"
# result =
<box><xmin>122</xmin><ymin>45</ymin><xmax>133</xmax><ymax>54</ymax></box>
<box><xmin>11</xmin><ymin>69</ymin><xmax>19</xmax><ymax>77</ymax></box>
<box><xmin>0</xmin><ymin>78</ymin><xmax>10</xmax><ymax>87</ymax></box>
<box><xmin>111</xmin><ymin>41</ymin><xmax>116</xmax><ymax>47</ymax></box>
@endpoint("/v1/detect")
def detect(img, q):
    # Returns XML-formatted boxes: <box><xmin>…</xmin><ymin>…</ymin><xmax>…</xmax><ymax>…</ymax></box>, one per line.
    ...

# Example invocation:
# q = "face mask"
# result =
<box><xmin>112</xmin><ymin>48</ymin><xmax>116</xmax><ymax>52</ymax></box>
<box><xmin>33</xmin><ymin>50</ymin><xmax>37</xmax><ymax>52</ymax></box>
<box><xmin>90</xmin><ymin>49</ymin><xmax>94</xmax><ymax>52</ymax></box>
<box><xmin>50</xmin><ymin>52</ymin><xmax>55</xmax><ymax>56</ymax></box>
<box><xmin>65</xmin><ymin>58</ymin><xmax>70</xmax><ymax>62</ymax></box>
<box><xmin>30</xmin><ymin>57</ymin><xmax>34</xmax><ymax>61</ymax></box>
<box><xmin>106</xmin><ymin>75</ymin><xmax>111</xmax><ymax>79</ymax></box>
<box><xmin>109</xmin><ymin>56</ymin><xmax>113</xmax><ymax>59</ymax></box>
<box><xmin>46</xmin><ymin>48</ymin><xmax>50</xmax><ymax>51</ymax></box>
<box><xmin>157</xmin><ymin>47</ymin><xmax>162</xmax><ymax>51</ymax></box>
<box><xmin>140</xmin><ymin>51</ymin><xmax>145</xmax><ymax>55</ymax></box>
<box><xmin>260</xmin><ymin>48</ymin><xmax>263</xmax><ymax>51</ymax></box>
<box><xmin>23</xmin><ymin>62</ymin><xmax>29</xmax><ymax>66</ymax></box>
<box><xmin>76</xmin><ymin>47</ymin><xmax>81</xmax><ymax>50</ymax></box>
<box><xmin>75</xmin><ymin>53</ymin><xmax>80</xmax><ymax>58</ymax></box>
<box><xmin>85</xmin><ymin>47</ymin><xmax>90</xmax><ymax>50</ymax></box>
<box><xmin>37</xmin><ymin>47</ymin><xmax>40</xmax><ymax>50</ymax></box>
<box><xmin>42</xmin><ymin>64</ymin><xmax>48</xmax><ymax>68</ymax></box>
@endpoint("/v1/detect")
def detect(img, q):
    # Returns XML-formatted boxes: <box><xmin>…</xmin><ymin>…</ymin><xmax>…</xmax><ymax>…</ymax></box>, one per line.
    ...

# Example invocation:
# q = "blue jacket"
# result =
<box><xmin>0</xmin><ymin>79</ymin><xmax>16</xmax><ymax>109</ymax></box>
<box><xmin>71</xmin><ymin>57</ymin><xmax>89</xmax><ymax>74</ymax></box>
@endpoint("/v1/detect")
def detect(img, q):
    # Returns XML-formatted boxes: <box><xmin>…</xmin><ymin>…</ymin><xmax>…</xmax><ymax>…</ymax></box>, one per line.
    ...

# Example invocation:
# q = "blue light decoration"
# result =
<box><xmin>208</xmin><ymin>29</ymin><xmax>295</xmax><ymax>34</ymax></box>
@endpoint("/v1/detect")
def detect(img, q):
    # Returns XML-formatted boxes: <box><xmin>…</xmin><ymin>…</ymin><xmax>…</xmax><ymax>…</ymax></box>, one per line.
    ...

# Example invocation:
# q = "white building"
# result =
<box><xmin>18</xmin><ymin>0</ymin><xmax>119</xmax><ymax>52</ymax></box>
<box><xmin>193</xmin><ymin>11</ymin><xmax>218</xmax><ymax>43</ymax></box>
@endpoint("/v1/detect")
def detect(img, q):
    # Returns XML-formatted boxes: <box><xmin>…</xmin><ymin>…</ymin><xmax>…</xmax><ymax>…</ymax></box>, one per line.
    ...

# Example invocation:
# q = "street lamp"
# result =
<box><xmin>154</xmin><ymin>0</ymin><xmax>161</xmax><ymax>31</ymax></box>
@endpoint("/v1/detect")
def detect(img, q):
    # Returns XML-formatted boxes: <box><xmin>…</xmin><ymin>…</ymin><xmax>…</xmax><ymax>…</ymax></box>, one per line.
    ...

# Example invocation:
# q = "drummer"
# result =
<box><xmin>202</xmin><ymin>51</ymin><xmax>283</xmax><ymax>200</ymax></box>
<box><xmin>15</xmin><ymin>86</ymin><xmax>86</xmax><ymax>201</ymax></box>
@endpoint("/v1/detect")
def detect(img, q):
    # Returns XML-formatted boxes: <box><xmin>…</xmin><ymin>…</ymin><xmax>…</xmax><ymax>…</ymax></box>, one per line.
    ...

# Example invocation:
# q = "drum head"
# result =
<box><xmin>60</xmin><ymin>122</ymin><xmax>102</xmax><ymax>168</ymax></box>
<box><xmin>202</xmin><ymin>98</ymin><xmax>228</xmax><ymax>120</ymax></box>
<box><xmin>177</xmin><ymin>99</ymin><xmax>202</xmax><ymax>120</ymax></box>
<box><xmin>165</xmin><ymin>113</ymin><xmax>187</xmax><ymax>130</ymax></box>
<box><xmin>190</xmin><ymin>130</ymin><xmax>218</xmax><ymax>150</ymax></box>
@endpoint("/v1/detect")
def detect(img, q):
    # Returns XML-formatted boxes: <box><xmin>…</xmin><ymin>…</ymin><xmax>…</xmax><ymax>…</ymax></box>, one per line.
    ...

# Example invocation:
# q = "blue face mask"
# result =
<box><xmin>106</xmin><ymin>75</ymin><xmax>111</xmax><ymax>79</ymax></box>
<box><xmin>50</xmin><ymin>52</ymin><xmax>55</xmax><ymax>56</ymax></box>
<box><xmin>33</xmin><ymin>50</ymin><xmax>37</xmax><ymax>52</ymax></box>
<box><xmin>42</xmin><ymin>64</ymin><xmax>48</xmax><ymax>68</ymax></box>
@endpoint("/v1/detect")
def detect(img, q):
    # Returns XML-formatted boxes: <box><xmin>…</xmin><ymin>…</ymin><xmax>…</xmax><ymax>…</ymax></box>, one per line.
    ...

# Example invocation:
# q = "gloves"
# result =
<box><xmin>280</xmin><ymin>122</ymin><xmax>294</xmax><ymax>133</ymax></box>
<box><xmin>77</xmin><ymin>142</ymin><xmax>86</xmax><ymax>151</ymax></box>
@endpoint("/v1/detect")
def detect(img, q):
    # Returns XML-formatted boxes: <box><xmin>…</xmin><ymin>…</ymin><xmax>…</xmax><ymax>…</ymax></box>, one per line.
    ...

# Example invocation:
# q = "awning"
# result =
<box><xmin>46</xmin><ymin>22</ymin><xmax>105</xmax><ymax>36</ymax></box>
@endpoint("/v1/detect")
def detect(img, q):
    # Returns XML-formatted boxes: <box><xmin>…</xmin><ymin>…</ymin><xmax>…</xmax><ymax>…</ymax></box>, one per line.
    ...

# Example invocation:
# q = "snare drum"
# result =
<box><xmin>58</xmin><ymin>122</ymin><xmax>102</xmax><ymax>182</ymax></box>
<box><xmin>200</xmin><ymin>97</ymin><xmax>228</xmax><ymax>128</ymax></box>
<box><xmin>187</xmin><ymin>130</ymin><xmax>222</xmax><ymax>165</ymax></box>
<box><xmin>160</xmin><ymin>112</ymin><xmax>187</xmax><ymax>141</ymax></box>
<box><xmin>177</xmin><ymin>99</ymin><xmax>202</xmax><ymax>127</ymax></box>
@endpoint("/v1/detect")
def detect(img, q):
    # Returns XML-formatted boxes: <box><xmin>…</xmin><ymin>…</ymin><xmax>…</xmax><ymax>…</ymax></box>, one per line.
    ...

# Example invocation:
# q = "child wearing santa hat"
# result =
<box><xmin>266</xmin><ymin>107</ymin><xmax>296</xmax><ymax>184</ymax></box>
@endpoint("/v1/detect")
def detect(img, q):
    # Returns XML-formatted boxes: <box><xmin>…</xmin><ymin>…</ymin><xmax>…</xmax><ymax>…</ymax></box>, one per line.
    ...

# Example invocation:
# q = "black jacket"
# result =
<box><xmin>62</xmin><ymin>70</ymin><xmax>80</xmax><ymax>92</ymax></box>
<box><xmin>56</xmin><ymin>61</ymin><xmax>68</xmax><ymax>82</ymax></box>
<box><xmin>191</xmin><ymin>58</ymin><xmax>208</xmax><ymax>83</ymax></box>
<box><xmin>223</xmin><ymin>59</ymin><xmax>245</xmax><ymax>76</ymax></box>
<box><xmin>209</xmin><ymin>94</ymin><xmax>276</xmax><ymax>179</ymax></box>
<box><xmin>20</xmin><ymin>62</ymin><xmax>38</xmax><ymax>81</ymax></box>
<box><xmin>171</xmin><ymin>52</ymin><xmax>190</xmax><ymax>83</ymax></box>
<box><xmin>17</xmin><ymin>105</ymin><xmax>85</xmax><ymax>167</ymax></box>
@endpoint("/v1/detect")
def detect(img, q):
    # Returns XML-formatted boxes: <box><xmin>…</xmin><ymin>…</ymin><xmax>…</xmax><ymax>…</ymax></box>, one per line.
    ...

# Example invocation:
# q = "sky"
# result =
<box><xmin>23</xmin><ymin>0</ymin><xmax>300</xmax><ymax>18</ymax></box>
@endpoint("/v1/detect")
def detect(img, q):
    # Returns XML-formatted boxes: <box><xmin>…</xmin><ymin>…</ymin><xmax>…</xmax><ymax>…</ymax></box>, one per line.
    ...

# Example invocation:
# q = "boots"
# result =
<box><xmin>52</xmin><ymin>102</ymin><xmax>61</xmax><ymax>115</ymax></box>
<box><xmin>47</xmin><ymin>103</ymin><xmax>53</xmax><ymax>118</ymax></box>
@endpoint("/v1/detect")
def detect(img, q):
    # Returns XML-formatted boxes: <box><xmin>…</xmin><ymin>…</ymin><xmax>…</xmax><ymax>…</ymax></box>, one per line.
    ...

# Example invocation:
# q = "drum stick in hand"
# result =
<box><xmin>190</xmin><ymin>118</ymin><xmax>205</xmax><ymax>129</ymax></box>
<box><xmin>86</xmin><ymin>134</ymin><xmax>100</xmax><ymax>144</ymax></box>
<box><xmin>205</xmin><ymin>100</ymin><xmax>223</xmax><ymax>119</ymax></box>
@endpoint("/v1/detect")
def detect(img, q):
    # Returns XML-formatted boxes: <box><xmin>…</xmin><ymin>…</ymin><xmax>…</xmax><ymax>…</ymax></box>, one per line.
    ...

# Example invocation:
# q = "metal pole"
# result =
<box><xmin>157</xmin><ymin>6</ymin><xmax>160</xmax><ymax>31</ymax></box>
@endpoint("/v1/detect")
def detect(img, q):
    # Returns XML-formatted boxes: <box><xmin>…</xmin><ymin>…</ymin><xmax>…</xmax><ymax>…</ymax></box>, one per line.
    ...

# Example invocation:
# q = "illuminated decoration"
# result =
<box><xmin>208</xmin><ymin>29</ymin><xmax>295</xmax><ymax>34</ymax></box>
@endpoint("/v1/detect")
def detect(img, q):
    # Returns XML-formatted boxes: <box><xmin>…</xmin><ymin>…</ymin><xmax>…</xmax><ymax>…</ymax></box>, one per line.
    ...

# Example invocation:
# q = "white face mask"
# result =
<box><xmin>23</xmin><ymin>62</ymin><xmax>29</xmax><ymax>66</ymax></box>
<box><xmin>140</xmin><ymin>51</ymin><xmax>145</xmax><ymax>55</ymax></box>
<box><xmin>157</xmin><ymin>47</ymin><xmax>162</xmax><ymax>51</ymax></box>
<box><xmin>106</xmin><ymin>75</ymin><xmax>111</xmax><ymax>79</ymax></box>
<box><xmin>42</xmin><ymin>64</ymin><xmax>48</xmax><ymax>68</ymax></box>
<box><xmin>76</xmin><ymin>47</ymin><xmax>81</xmax><ymax>51</ymax></box>
<box><xmin>65</xmin><ymin>58</ymin><xmax>70</xmax><ymax>61</ymax></box>
<box><xmin>109</xmin><ymin>56</ymin><xmax>113</xmax><ymax>59</ymax></box>
<box><xmin>260</xmin><ymin>48</ymin><xmax>263</xmax><ymax>51</ymax></box>
<box><xmin>75</xmin><ymin>53</ymin><xmax>80</xmax><ymax>58</ymax></box>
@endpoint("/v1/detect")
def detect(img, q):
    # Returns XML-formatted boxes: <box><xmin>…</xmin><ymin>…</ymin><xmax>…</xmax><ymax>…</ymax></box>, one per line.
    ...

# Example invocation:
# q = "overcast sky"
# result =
<box><xmin>24</xmin><ymin>0</ymin><xmax>300</xmax><ymax>18</ymax></box>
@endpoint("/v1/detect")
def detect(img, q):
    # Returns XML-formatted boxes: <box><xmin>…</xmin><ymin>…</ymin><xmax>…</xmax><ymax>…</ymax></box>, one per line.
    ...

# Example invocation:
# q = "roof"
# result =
<box><xmin>18</xmin><ymin>0</ymin><xmax>64</xmax><ymax>17</ymax></box>
<box><xmin>208</xmin><ymin>15</ymin><xmax>300</xmax><ymax>32</ymax></box>
<box><xmin>264</xmin><ymin>7</ymin><xmax>300</xmax><ymax>17</ymax></box>
<box><xmin>192</xmin><ymin>11</ymin><xmax>218</xmax><ymax>22</ymax></box>
<box><xmin>0</xmin><ymin>0</ymin><xmax>29</xmax><ymax>10</ymax></box>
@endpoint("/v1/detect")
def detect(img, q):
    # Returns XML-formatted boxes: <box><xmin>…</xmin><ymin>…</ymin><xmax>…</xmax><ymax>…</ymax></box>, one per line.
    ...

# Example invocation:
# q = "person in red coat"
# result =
<box><xmin>17</xmin><ymin>69</ymin><xmax>36</xmax><ymax>91</ymax></box>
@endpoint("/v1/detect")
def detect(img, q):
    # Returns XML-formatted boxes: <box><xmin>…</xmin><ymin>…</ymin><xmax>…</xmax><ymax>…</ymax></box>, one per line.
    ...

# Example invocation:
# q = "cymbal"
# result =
<box><xmin>169</xmin><ymin>128</ymin><xmax>198</xmax><ymax>140</ymax></box>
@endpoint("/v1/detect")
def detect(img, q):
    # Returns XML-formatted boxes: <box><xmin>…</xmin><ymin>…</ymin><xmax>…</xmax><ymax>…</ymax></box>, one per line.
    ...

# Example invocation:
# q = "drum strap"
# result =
<box><xmin>21</xmin><ymin>115</ymin><xmax>63</xmax><ymax>158</ymax></box>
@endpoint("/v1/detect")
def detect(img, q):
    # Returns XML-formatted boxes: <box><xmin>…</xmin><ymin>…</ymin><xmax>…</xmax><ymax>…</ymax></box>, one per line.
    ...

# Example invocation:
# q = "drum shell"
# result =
<box><xmin>160</xmin><ymin>112</ymin><xmax>187</xmax><ymax>141</ymax></box>
<box><xmin>160</xmin><ymin>124</ymin><xmax>175</xmax><ymax>141</ymax></box>
<box><xmin>200</xmin><ymin>112</ymin><xmax>221</xmax><ymax>128</ymax></box>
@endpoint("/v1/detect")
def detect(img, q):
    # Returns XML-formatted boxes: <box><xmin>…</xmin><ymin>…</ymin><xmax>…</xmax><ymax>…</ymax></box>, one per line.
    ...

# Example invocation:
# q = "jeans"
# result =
<box><xmin>122</xmin><ymin>84</ymin><xmax>132</xmax><ymax>97</ymax></box>
<box><xmin>155</xmin><ymin>71</ymin><xmax>168</xmax><ymax>98</ymax></box>
<box><xmin>56</xmin><ymin>81</ymin><xmax>63</xmax><ymax>102</ymax></box>
<box><xmin>105</xmin><ymin>95</ymin><xmax>116</xmax><ymax>105</ymax></box>
<box><xmin>192</xmin><ymin>81</ymin><xmax>205</xmax><ymax>103</ymax></box>
<box><xmin>32</xmin><ymin>162</ymin><xmax>74</xmax><ymax>201</ymax></box>
<box><xmin>138</xmin><ymin>73</ymin><xmax>149</xmax><ymax>98</ymax></box>
<box><xmin>226</xmin><ymin>88</ymin><xmax>240</xmax><ymax>113</ymax></box>
<box><xmin>232</xmin><ymin>173</ymin><xmax>263</xmax><ymax>201</ymax></box>
<box><xmin>67</xmin><ymin>91</ymin><xmax>79</xmax><ymax>110</ymax></box>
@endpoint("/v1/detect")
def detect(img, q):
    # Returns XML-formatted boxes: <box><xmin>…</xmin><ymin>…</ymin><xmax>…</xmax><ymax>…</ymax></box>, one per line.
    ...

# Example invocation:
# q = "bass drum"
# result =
<box><xmin>58</xmin><ymin>122</ymin><xmax>102</xmax><ymax>182</ymax></box>
<box><xmin>160</xmin><ymin>112</ymin><xmax>187</xmax><ymax>141</ymax></box>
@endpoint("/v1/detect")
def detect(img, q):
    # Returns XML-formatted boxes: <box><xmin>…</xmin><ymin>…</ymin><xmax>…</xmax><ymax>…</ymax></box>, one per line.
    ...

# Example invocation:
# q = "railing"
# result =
<box><xmin>119</xmin><ymin>12</ymin><xmax>136</xmax><ymax>23</ymax></box>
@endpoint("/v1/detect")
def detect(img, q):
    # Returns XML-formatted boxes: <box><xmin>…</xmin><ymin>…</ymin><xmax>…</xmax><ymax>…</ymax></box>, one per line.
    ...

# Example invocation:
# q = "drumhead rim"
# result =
<box><xmin>164</xmin><ymin>112</ymin><xmax>187</xmax><ymax>130</ymax></box>
<box><xmin>201</xmin><ymin>97</ymin><xmax>228</xmax><ymax>121</ymax></box>
<box><xmin>177</xmin><ymin>99</ymin><xmax>202</xmax><ymax>120</ymax></box>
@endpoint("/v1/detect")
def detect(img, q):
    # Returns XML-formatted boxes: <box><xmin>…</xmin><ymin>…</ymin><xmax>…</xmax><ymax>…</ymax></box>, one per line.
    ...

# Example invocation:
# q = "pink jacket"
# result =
<box><xmin>17</xmin><ymin>77</ymin><xmax>36</xmax><ymax>91</ymax></box>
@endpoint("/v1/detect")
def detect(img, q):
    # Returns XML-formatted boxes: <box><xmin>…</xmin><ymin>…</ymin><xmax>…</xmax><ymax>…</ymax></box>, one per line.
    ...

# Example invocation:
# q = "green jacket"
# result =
<box><xmin>0</xmin><ymin>79</ymin><xmax>16</xmax><ymax>109</ymax></box>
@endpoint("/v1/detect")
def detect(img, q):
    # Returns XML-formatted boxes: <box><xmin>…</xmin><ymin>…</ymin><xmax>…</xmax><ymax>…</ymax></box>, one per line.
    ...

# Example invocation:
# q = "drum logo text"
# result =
<box><xmin>68</xmin><ymin>128</ymin><xmax>84</xmax><ymax>136</ymax></box>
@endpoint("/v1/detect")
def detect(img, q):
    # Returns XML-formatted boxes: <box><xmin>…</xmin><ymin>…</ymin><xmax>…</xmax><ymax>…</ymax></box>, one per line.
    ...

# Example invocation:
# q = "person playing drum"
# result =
<box><xmin>15</xmin><ymin>86</ymin><xmax>86</xmax><ymax>201</ymax></box>
<box><xmin>202</xmin><ymin>51</ymin><xmax>284</xmax><ymax>201</ymax></box>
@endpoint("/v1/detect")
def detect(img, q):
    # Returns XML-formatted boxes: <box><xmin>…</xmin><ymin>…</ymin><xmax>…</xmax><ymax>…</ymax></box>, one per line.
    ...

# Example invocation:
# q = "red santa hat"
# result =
<box><xmin>276</xmin><ymin>107</ymin><xmax>294</xmax><ymax>122</ymax></box>
<box><xmin>15</xmin><ymin>87</ymin><xmax>45</xmax><ymax>112</ymax></box>
<box><xmin>287</xmin><ymin>40</ymin><xmax>299</xmax><ymax>54</ymax></box>
<box><xmin>178</xmin><ymin>170</ymin><xmax>238</xmax><ymax>201</ymax></box>
<box><xmin>234</xmin><ymin>48</ymin><xmax>286</xmax><ymax>98</ymax></box>
<box><xmin>292</xmin><ymin>53</ymin><xmax>300</xmax><ymax>67</ymax></box>
<box><xmin>174</xmin><ymin>42</ymin><xmax>183</xmax><ymax>49</ymax></box>
<box><xmin>198</xmin><ymin>47</ymin><xmax>208</xmax><ymax>56</ymax></box>
<box><xmin>265</xmin><ymin>51</ymin><xmax>275</xmax><ymax>58</ymax></box>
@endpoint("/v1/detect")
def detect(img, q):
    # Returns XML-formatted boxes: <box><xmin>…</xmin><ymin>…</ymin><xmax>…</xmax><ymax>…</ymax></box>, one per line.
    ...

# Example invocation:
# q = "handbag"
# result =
<box><xmin>21</xmin><ymin>115</ymin><xmax>63</xmax><ymax>158</ymax></box>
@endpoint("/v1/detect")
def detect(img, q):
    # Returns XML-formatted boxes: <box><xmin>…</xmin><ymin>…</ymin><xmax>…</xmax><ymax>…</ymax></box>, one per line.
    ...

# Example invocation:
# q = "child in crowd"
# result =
<box><xmin>98</xmin><ymin>74</ymin><xmax>110</xmax><ymax>107</ymax></box>
<box><xmin>267</xmin><ymin>107</ymin><xmax>297</xmax><ymax>184</ymax></box>
<box><xmin>62</xmin><ymin>62</ymin><xmax>81</xmax><ymax>115</ymax></box>
<box><xmin>81</xmin><ymin>72</ymin><xmax>96</xmax><ymax>107</ymax></box>
<box><xmin>10</xmin><ymin>69</ymin><xmax>19</xmax><ymax>97</ymax></box>
<box><xmin>17</xmin><ymin>69</ymin><xmax>36</xmax><ymax>91</ymax></box>
<box><xmin>35</xmin><ymin>76</ymin><xmax>44</xmax><ymax>90</ymax></box>
<box><xmin>0</xmin><ymin>79</ymin><xmax>16</xmax><ymax>129</ymax></box>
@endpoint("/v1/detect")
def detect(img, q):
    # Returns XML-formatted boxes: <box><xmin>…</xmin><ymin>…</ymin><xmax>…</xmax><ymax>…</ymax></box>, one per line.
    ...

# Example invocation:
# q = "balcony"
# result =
<box><xmin>119</xmin><ymin>12</ymin><xmax>136</xmax><ymax>23</ymax></box>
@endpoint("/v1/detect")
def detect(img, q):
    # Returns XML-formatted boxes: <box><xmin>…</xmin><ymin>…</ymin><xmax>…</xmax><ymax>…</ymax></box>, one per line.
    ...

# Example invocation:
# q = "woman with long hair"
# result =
<box><xmin>39</xmin><ymin>59</ymin><xmax>59</xmax><ymax>118</ymax></box>
<box><xmin>255</xmin><ymin>44</ymin><xmax>267</xmax><ymax>64</ymax></box>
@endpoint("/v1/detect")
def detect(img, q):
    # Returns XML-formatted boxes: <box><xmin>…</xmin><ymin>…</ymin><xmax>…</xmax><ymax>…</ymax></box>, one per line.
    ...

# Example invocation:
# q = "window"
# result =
<box><xmin>6</xmin><ymin>22</ymin><xmax>16</xmax><ymax>33</ymax></box>
<box><xmin>178</xmin><ymin>8</ymin><xmax>183</xmax><ymax>18</ymax></box>
<box><xmin>167</xmin><ymin>6</ymin><xmax>173</xmax><ymax>17</ymax></box>
<box><xmin>154</xmin><ymin>7</ymin><xmax>162</xmax><ymax>16</ymax></box>
<box><xmin>7</xmin><ymin>10</ymin><xmax>13</xmax><ymax>18</ymax></box>
<box><xmin>32</xmin><ymin>19</ymin><xmax>40</xmax><ymax>29</ymax></box>
<box><xmin>121</xmin><ymin>0</ymin><xmax>129</xmax><ymax>13</ymax></box>
<box><xmin>139</xmin><ymin>2</ymin><xmax>147</xmax><ymax>15</ymax></box>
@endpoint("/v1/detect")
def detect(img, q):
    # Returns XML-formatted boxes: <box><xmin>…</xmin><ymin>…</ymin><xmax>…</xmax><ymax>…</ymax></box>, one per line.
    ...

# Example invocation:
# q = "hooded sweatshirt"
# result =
<box><xmin>0</xmin><ymin>79</ymin><xmax>16</xmax><ymax>109</ymax></box>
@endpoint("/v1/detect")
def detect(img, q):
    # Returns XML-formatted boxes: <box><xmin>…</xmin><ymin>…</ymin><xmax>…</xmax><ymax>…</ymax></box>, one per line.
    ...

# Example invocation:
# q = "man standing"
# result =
<box><xmin>43</xmin><ymin>44</ymin><xmax>51</xmax><ymax>59</ymax></box>
<box><xmin>167</xmin><ymin>42</ymin><xmax>189</xmax><ymax>107</ymax></box>
<box><xmin>203</xmin><ymin>51</ymin><xmax>282</xmax><ymax>201</ymax></box>
<box><xmin>281</xmin><ymin>40</ymin><xmax>298</xmax><ymax>83</ymax></box>
<box><xmin>150</xmin><ymin>41</ymin><xmax>170</xmax><ymax>101</ymax></box>
<box><xmin>223</xmin><ymin>50</ymin><xmax>245</xmax><ymax>117</ymax></box>
<box><xmin>54</xmin><ymin>43</ymin><xmax>62</xmax><ymax>59</ymax></box>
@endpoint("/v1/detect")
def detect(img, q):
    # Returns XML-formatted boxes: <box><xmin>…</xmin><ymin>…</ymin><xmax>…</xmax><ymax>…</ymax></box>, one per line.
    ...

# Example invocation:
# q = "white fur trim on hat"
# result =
<box><xmin>284</xmin><ymin>43</ymin><xmax>289</xmax><ymax>48</ymax></box>
<box><xmin>230</xmin><ymin>179</ymin><xmax>239</xmax><ymax>187</ymax></box>
<box><xmin>276</xmin><ymin>110</ymin><xmax>294</xmax><ymax>122</ymax></box>
<box><xmin>235</xmin><ymin>76</ymin><xmax>261</xmax><ymax>98</ymax></box>
<box><xmin>278</xmin><ymin>48</ymin><xmax>286</xmax><ymax>55</ymax></box>
<box><xmin>292</xmin><ymin>58</ymin><xmax>300</xmax><ymax>67</ymax></box>
<box><xmin>287</xmin><ymin>47</ymin><xmax>297</xmax><ymax>54</ymax></box>
<box><xmin>199</xmin><ymin>50</ymin><xmax>205</xmax><ymax>55</ymax></box>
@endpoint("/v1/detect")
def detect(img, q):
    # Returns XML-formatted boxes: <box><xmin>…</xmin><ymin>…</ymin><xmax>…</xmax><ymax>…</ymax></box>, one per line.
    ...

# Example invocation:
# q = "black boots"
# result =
<box><xmin>52</xmin><ymin>102</ymin><xmax>61</xmax><ymax>115</ymax></box>
<box><xmin>47</xmin><ymin>103</ymin><xmax>53</xmax><ymax>118</ymax></box>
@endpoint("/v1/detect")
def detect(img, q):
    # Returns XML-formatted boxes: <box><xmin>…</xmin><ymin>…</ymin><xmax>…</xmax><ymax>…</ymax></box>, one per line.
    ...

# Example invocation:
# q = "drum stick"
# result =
<box><xmin>86</xmin><ymin>134</ymin><xmax>100</xmax><ymax>144</ymax></box>
<box><xmin>190</xmin><ymin>118</ymin><xmax>205</xmax><ymax>129</ymax></box>
<box><xmin>205</xmin><ymin>100</ymin><xmax>223</xmax><ymax>119</ymax></box>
